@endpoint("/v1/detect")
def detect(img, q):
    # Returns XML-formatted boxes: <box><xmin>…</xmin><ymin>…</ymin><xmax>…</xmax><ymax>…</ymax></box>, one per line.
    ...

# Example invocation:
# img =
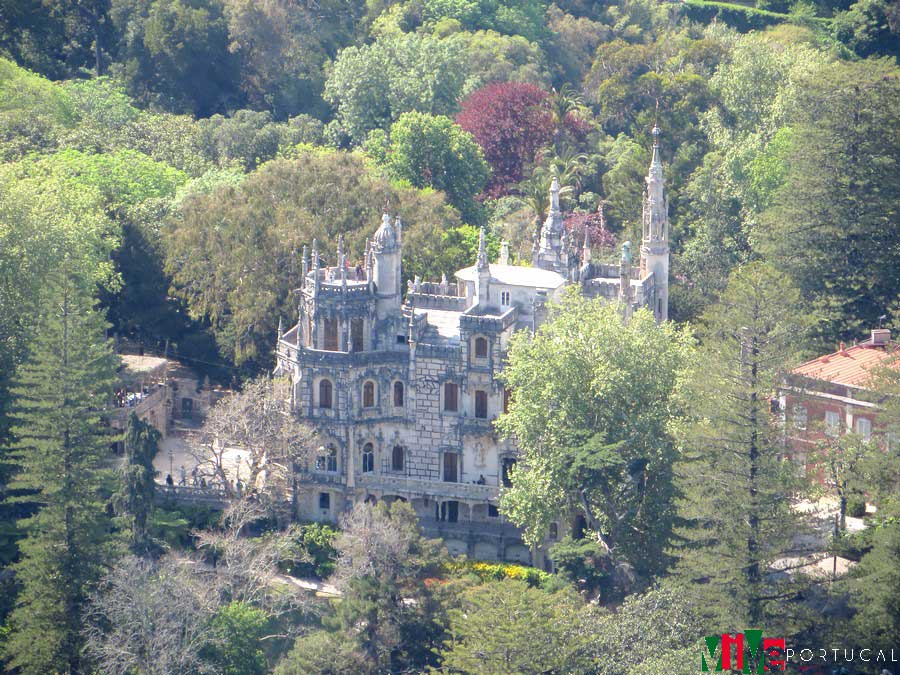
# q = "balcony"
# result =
<box><xmin>419</xmin><ymin>517</ymin><xmax>522</xmax><ymax>540</ymax></box>
<box><xmin>356</xmin><ymin>473</ymin><xmax>500</xmax><ymax>502</ymax></box>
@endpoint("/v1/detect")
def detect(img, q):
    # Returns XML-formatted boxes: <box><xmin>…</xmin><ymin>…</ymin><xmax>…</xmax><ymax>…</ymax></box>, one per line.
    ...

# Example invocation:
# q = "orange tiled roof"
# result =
<box><xmin>792</xmin><ymin>343</ymin><xmax>898</xmax><ymax>388</ymax></box>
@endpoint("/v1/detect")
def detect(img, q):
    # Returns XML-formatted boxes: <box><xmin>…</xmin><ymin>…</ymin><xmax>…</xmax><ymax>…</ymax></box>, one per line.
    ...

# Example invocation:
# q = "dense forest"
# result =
<box><xmin>0</xmin><ymin>0</ymin><xmax>899</xmax><ymax>672</ymax></box>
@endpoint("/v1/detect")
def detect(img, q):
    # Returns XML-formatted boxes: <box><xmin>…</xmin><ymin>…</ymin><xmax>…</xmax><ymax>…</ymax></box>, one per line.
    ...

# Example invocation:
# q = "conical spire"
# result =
<box><xmin>476</xmin><ymin>226</ymin><xmax>489</xmax><ymax>271</ymax></box>
<box><xmin>336</xmin><ymin>234</ymin><xmax>344</xmax><ymax>262</ymax></box>
<box><xmin>582</xmin><ymin>224</ymin><xmax>591</xmax><ymax>264</ymax></box>
<box><xmin>277</xmin><ymin>315</ymin><xmax>283</xmax><ymax>342</ymax></box>
<box><xmin>311</xmin><ymin>239</ymin><xmax>319</xmax><ymax>269</ymax></box>
<box><xmin>549</xmin><ymin>176</ymin><xmax>561</xmax><ymax>215</ymax></box>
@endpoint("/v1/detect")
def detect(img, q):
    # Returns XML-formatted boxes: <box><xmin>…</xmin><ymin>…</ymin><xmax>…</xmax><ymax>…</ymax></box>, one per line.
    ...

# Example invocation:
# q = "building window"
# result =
<box><xmin>318</xmin><ymin>379</ymin><xmax>333</xmax><ymax>409</ymax></box>
<box><xmin>503</xmin><ymin>388</ymin><xmax>511</xmax><ymax>414</ymax></box>
<box><xmin>793</xmin><ymin>405</ymin><xmax>807</xmax><ymax>431</ymax></box>
<box><xmin>549</xmin><ymin>522</ymin><xmax>559</xmax><ymax>541</ymax></box>
<box><xmin>319</xmin><ymin>492</ymin><xmax>330</xmax><ymax>510</ymax></box>
<box><xmin>500</xmin><ymin>291</ymin><xmax>510</xmax><ymax>306</ymax></box>
<box><xmin>362</xmin><ymin>381</ymin><xmax>375</xmax><ymax>408</ymax></box>
<box><xmin>393</xmin><ymin>381</ymin><xmax>404</xmax><ymax>407</ymax></box>
<box><xmin>316</xmin><ymin>444</ymin><xmax>337</xmax><ymax>473</ymax></box>
<box><xmin>443</xmin><ymin>452</ymin><xmax>458</xmax><ymax>482</ymax></box>
<box><xmin>323</xmin><ymin>317</ymin><xmax>338</xmax><ymax>351</ymax></box>
<box><xmin>351</xmin><ymin>318</ymin><xmax>364</xmax><ymax>352</ymax></box>
<box><xmin>362</xmin><ymin>443</ymin><xmax>374</xmax><ymax>473</ymax></box>
<box><xmin>488</xmin><ymin>504</ymin><xmax>499</xmax><ymax>518</ymax></box>
<box><xmin>474</xmin><ymin>336</ymin><xmax>488</xmax><ymax>359</ymax></box>
<box><xmin>437</xmin><ymin>500</ymin><xmax>459</xmax><ymax>523</ymax></box>
<box><xmin>392</xmin><ymin>445</ymin><xmax>404</xmax><ymax>472</ymax></box>
<box><xmin>825</xmin><ymin>410</ymin><xmax>841</xmax><ymax>436</ymax></box>
<box><xmin>474</xmin><ymin>390</ymin><xmax>488</xmax><ymax>419</ymax></box>
<box><xmin>396</xmin><ymin>334</ymin><xmax>407</xmax><ymax>344</ymax></box>
<box><xmin>856</xmin><ymin>417</ymin><xmax>872</xmax><ymax>441</ymax></box>
<box><xmin>444</xmin><ymin>383</ymin><xmax>458</xmax><ymax>412</ymax></box>
<box><xmin>501</xmin><ymin>457</ymin><xmax>517</xmax><ymax>488</ymax></box>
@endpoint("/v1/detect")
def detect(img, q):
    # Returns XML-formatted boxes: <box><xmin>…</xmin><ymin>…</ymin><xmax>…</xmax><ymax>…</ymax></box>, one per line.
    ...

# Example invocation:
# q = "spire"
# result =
<box><xmin>549</xmin><ymin>176</ymin><xmax>561</xmax><ymax>215</ymax></box>
<box><xmin>395</xmin><ymin>215</ymin><xmax>403</xmax><ymax>247</ymax></box>
<box><xmin>276</xmin><ymin>315</ymin><xmax>283</xmax><ymax>342</ymax></box>
<box><xmin>582</xmin><ymin>225</ymin><xmax>591</xmax><ymax>264</ymax></box>
<box><xmin>536</xmin><ymin>175</ymin><xmax>566</xmax><ymax>273</ymax></box>
<box><xmin>476</xmin><ymin>226</ymin><xmax>489</xmax><ymax>271</ymax></box>
<box><xmin>499</xmin><ymin>241</ymin><xmax>510</xmax><ymax>265</ymax></box>
<box><xmin>301</xmin><ymin>245</ymin><xmax>309</xmax><ymax>278</ymax></box>
<box><xmin>336</xmin><ymin>234</ymin><xmax>344</xmax><ymax>262</ymax></box>
<box><xmin>311</xmin><ymin>239</ymin><xmax>319</xmax><ymax>270</ymax></box>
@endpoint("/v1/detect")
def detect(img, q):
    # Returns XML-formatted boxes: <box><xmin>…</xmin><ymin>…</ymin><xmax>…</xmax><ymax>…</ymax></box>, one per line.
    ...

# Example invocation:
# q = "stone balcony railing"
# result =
<box><xmin>356</xmin><ymin>473</ymin><xmax>500</xmax><ymax>502</ymax></box>
<box><xmin>108</xmin><ymin>385</ymin><xmax>168</xmax><ymax>427</ymax></box>
<box><xmin>419</xmin><ymin>517</ymin><xmax>522</xmax><ymax>539</ymax></box>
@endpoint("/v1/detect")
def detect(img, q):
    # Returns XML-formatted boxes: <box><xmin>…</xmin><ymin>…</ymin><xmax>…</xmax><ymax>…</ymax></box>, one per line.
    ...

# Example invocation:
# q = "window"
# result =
<box><xmin>548</xmin><ymin>522</ymin><xmax>558</xmax><ymax>541</ymax></box>
<box><xmin>318</xmin><ymin>379</ymin><xmax>333</xmax><ymax>409</ymax></box>
<box><xmin>500</xmin><ymin>291</ymin><xmax>510</xmax><ymax>306</ymax></box>
<box><xmin>474</xmin><ymin>336</ymin><xmax>488</xmax><ymax>359</ymax></box>
<box><xmin>443</xmin><ymin>452</ymin><xmax>458</xmax><ymax>482</ymax></box>
<box><xmin>351</xmin><ymin>318</ymin><xmax>364</xmax><ymax>352</ymax></box>
<box><xmin>393</xmin><ymin>381</ymin><xmax>404</xmax><ymax>407</ymax></box>
<box><xmin>856</xmin><ymin>417</ymin><xmax>872</xmax><ymax>441</ymax></box>
<box><xmin>793</xmin><ymin>405</ymin><xmax>808</xmax><ymax>431</ymax></box>
<box><xmin>825</xmin><ymin>410</ymin><xmax>841</xmax><ymax>436</ymax></box>
<box><xmin>475</xmin><ymin>390</ymin><xmax>488</xmax><ymax>419</ymax></box>
<box><xmin>316</xmin><ymin>445</ymin><xmax>337</xmax><ymax>473</ymax></box>
<box><xmin>323</xmin><ymin>317</ymin><xmax>338</xmax><ymax>351</ymax></box>
<box><xmin>488</xmin><ymin>504</ymin><xmax>499</xmax><ymax>518</ymax></box>
<box><xmin>363</xmin><ymin>381</ymin><xmax>375</xmax><ymax>408</ymax></box>
<box><xmin>396</xmin><ymin>334</ymin><xmax>407</xmax><ymax>344</ymax></box>
<box><xmin>444</xmin><ymin>383</ymin><xmax>458</xmax><ymax>412</ymax></box>
<box><xmin>392</xmin><ymin>445</ymin><xmax>404</xmax><ymax>472</ymax></box>
<box><xmin>501</xmin><ymin>458</ymin><xmax>517</xmax><ymax>488</ymax></box>
<box><xmin>362</xmin><ymin>443</ymin><xmax>374</xmax><ymax>473</ymax></box>
<box><xmin>503</xmin><ymin>388</ymin><xmax>511</xmax><ymax>414</ymax></box>
<box><xmin>437</xmin><ymin>501</ymin><xmax>459</xmax><ymax>523</ymax></box>
<box><xmin>319</xmin><ymin>492</ymin><xmax>330</xmax><ymax>510</ymax></box>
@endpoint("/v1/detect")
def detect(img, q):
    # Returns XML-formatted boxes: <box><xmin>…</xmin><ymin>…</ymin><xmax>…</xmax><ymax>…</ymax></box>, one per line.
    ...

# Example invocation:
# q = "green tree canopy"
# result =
<box><xmin>368</xmin><ymin>111</ymin><xmax>490</xmax><ymax>223</ymax></box>
<box><xmin>497</xmin><ymin>291</ymin><xmax>694</xmax><ymax>592</ymax></box>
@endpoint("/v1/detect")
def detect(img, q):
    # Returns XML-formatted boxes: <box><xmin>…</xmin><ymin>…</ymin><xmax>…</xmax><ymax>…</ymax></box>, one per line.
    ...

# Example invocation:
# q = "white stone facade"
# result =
<box><xmin>274</xmin><ymin>136</ymin><xmax>670</xmax><ymax>566</ymax></box>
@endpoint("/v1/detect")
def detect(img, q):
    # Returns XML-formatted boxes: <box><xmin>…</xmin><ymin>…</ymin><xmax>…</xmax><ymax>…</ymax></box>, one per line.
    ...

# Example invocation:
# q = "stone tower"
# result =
<box><xmin>639</xmin><ymin>125</ymin><xmax>670</xmax><ymax>322</ymax></box>
<box><xmin>534</xmin><ymin>177</ymin><xmax>567</xmax><ymax>275</ymax></box>
<box><xmin>372</xmin><ymin>213</ymin><xmax>402</xmax><ymax>319</ymax></box>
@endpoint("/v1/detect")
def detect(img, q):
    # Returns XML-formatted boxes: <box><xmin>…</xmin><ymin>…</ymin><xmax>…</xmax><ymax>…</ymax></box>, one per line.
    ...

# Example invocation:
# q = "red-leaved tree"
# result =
<box><xmin>456</xmin><ymin>82</ymin><xmax>553</xmax><ymax>197</ymax></box>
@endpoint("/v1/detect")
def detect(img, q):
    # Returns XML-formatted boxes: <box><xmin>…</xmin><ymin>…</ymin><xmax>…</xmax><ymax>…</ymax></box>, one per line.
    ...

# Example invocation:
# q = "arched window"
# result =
<box><xmin>393</xmin><ymin>381</ymin><xmax>404</xmax><ymax>407</ymax></box>
<box><xmin>392</xmin><ymin>445</ymin><xmax>404</xmax><ymax>472</ymax></box>
<box><xmin>316</xmin><ymin>444</ymin><xmax>337</xmax><ymax>473</ymax></box>
<box><xmin>503</xmin><ymin>388</ymin><xmax>511</xmax><ymax>414</ymax></box>
<box><xmin>474</xmin><ymin>336</ymin><xmax>488</xmax><ymax>359</ymax></box>
<box><xmin>548</xmin><ymin>522</ymin><xmax>559</xmax><ymax>541</ymax></box>
<box><xmin>443</xmin><ymin>383</ymin><xmax>458</xmax><ymax>412</ymax></box>
<box><xmin>362</xmin><ymin>443</ymin><xmax>374</xmax><ymax>473</ymax></box>
<box><xmin>363</xmin><ymin>381</ymin><xmax>375</xmax><ymax>408</ymax></box>
<box><xmin>475</xmin><ymin>390</ymin><xmax>488</xmax><ymax>419</ymax></box>
<box><xmin>318</xmin><ymin>379</ymin><xmax>333</xmax><ymax>409</ymax></box>
<box><xmin>351</xmin><ymin>318</ymin><xmax>364</xmax><ymax>352</ymax></box>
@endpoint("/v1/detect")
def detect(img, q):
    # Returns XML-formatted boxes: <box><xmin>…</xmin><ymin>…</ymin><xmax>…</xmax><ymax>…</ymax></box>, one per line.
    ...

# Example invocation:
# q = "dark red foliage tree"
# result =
<box><xmin>565</xmin><ymin>210</ymin><xmax>617</xmax><ymax>255</ymax></box>
<box><xmin>456</xmin><ymin>82</ymin><xmax>553</xmax><ymax>197</ymax></box>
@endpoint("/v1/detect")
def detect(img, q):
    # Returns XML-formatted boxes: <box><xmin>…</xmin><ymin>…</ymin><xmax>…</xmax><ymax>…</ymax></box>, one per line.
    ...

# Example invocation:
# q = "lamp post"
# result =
<box><xmin>168</xmin><ymin>447</ymin><xmax>174</xmax><ymax>480</ymax></box>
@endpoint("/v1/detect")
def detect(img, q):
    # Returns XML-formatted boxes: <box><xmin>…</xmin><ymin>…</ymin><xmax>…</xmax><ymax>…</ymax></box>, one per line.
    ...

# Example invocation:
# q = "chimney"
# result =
<box><xmin>870</xmin><ymin>328</ymin><xmax>891</xmax><ymax>346</ymax></box>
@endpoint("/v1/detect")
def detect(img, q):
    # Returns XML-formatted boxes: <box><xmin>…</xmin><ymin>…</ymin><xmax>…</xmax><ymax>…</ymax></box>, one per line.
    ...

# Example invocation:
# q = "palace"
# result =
<box><xmin>274</xmin><ymin>128</ymin><xmax>671</xmax><ymax>566</ymax></box>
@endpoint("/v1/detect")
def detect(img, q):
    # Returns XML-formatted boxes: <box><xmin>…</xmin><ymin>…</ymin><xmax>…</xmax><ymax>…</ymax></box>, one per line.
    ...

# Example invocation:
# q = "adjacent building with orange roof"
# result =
<box><xmin>779</xmin><ymin>328</ymin><xmax>897</xmax><ymax>474</ymax></box>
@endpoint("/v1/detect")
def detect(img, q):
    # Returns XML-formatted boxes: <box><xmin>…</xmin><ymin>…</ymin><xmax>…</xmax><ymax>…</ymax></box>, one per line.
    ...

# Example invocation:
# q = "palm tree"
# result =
<box><xmin>547</xmin><ymin>84</ymin><xmax>584</xmax><ymax>151</ymax></box>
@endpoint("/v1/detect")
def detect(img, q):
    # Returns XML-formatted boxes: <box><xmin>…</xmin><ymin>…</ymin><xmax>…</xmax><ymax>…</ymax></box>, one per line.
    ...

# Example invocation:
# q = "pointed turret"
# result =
<box><xmin>535</xmin><ymin>176</ymin><xmax>567</xmax><ymax>274</ymax></box>
<box><xmin>498</xmin><ymin>241</ymin><xmax>510</xmax><ymax>265</ymax></box>
<box><xmin>579</xmin><ymin>225</ymin><xmax>592</xmax><ymax>282</ymax></box>
<box><xmin>476</xmin><ymin>226</ymin><xmax>491</xmax><ymax>307</ymax></box>
<box><xmin>301</xmin><ymin>245</ymin><xmax>309</xmax><ymax>278</ymax></box>
<box><xmin>640</xmin><ymin>124</ymin><xmax>670</xmax><ymax>322</ymax></box>
<box><xmin>372</xmin><ymin>212</ymin><xmax>402</xmax><ymax>319</ymax></box>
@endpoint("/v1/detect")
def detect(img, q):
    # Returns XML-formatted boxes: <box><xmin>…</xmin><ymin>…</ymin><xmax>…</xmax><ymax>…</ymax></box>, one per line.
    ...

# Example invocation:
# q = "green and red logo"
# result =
<box><xmin>701</xmin><ymin>630</ymin><xmax>786</xmax><ymax>672</ymax></box>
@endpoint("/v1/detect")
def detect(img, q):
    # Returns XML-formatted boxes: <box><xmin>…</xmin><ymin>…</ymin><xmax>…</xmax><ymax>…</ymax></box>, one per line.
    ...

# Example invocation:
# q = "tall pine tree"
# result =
<box><xmin>669</xmin><ymin>262</ymin><xmax>813</xmax><ymax>631</ymax></box>
<box><xmin>114</xmin><ymin>413</ymin><xmax>159</xmax><ymax>557</ymax></box>
<box><xmin>3</xmin><ymin>265</ymin><xmax>119</xmax><ymax>674</ymax></box>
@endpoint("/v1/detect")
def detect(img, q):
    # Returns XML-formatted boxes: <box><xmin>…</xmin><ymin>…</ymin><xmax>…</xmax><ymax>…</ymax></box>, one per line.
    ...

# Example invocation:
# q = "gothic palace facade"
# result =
<box><xmin>274</xmin><ymin>128</ymin><xmax>671</xmax><ymax>567</ymax></box>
